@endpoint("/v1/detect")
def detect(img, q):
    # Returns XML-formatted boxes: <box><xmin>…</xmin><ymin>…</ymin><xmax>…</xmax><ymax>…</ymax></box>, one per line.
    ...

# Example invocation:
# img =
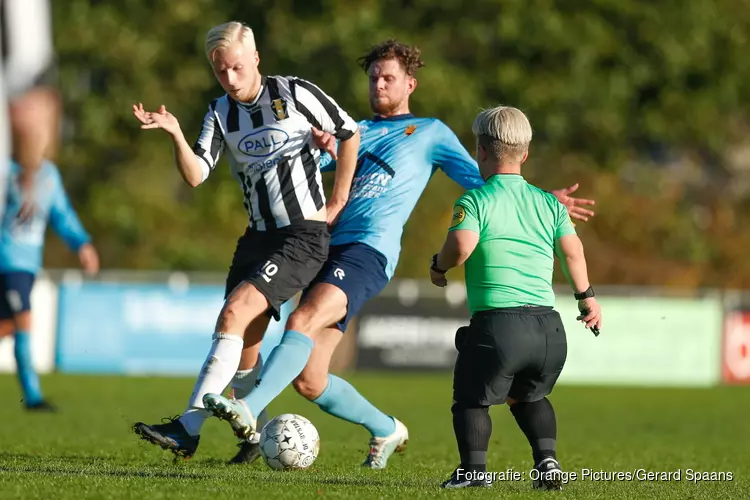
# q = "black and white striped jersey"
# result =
<box><xmin>192</xmin><ymin>75</ymin><xmax>358</xmax><ymax>231</ymax></box>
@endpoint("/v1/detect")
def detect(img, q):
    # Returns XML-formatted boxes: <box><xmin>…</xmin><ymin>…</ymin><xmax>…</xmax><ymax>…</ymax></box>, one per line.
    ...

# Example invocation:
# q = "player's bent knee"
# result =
<box><xmin>286</xmin><ymin>302</ymin><xmax>346</xmax><ymax>337</ymax></box>
<box><xmin>221</xmin><ymin>301</ymin><xmax>249</xmax><ymax>326</ymax></box>
<box><xmin>218</xmin><ymin>283</ymin><xmax>270</xmax><ymax>333</ymax></box>
<box><xmin>0</xmin><ymin>320</ymin><xmax>15</xmax><ymax>338</ymax></box>
<box><xmin>286</xmin><ymin>308</ymin><xmax>318</xmax><ymax>336</ymax></box>
<box><xmin>292</xmin><ymin>373</ymin><xmax>327</xmax><ymax>401</ymax></box>
<box><xmin>13</xmin><ymin>311</ymin><xmax>32</xmax><ymax>332</ymax></box>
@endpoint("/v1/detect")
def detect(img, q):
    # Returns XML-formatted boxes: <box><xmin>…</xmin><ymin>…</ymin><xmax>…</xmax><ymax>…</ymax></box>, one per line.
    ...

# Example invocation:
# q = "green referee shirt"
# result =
<box><xmin>449</xmin><ymin>174</ymin><xmax>576</xmax><ymax>315</ymax></box>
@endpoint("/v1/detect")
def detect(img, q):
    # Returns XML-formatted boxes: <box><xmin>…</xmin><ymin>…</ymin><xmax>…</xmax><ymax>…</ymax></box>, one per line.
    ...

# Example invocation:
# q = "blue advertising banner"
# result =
<box><xmin>55</xmin><ymin>282</ymin><xmax>292</xmax><ymax>375</ymax></box>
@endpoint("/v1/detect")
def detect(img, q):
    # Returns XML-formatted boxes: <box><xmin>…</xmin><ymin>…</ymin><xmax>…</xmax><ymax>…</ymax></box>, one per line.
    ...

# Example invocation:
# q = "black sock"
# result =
<box><xmin>510</xmin><ymin>397</ymin><xmax>557</xmax><ymax>465</ymax></box>
<box><xmin>452</xmin><ymin>403</ymin><xmax>491</xmax><ymax>473</ymax></box>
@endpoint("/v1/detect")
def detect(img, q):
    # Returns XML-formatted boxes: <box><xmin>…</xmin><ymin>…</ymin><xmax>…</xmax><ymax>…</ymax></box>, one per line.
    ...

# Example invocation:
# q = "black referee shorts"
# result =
<box><xmin>452</xmin><ymin>306</ymin><xmax>567</xmax><ymax>406</ymax></box>
<box><xmin>224</xmin><ymin>220</ymin><xmax>330</xmax><ymax>321</ymax></box>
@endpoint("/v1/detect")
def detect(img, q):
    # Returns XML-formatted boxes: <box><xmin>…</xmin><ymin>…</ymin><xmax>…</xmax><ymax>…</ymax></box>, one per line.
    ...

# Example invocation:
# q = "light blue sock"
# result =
<box><xmin>243</xmin><ymin>330</ymin><xmax>313</xmax><ymax>417</ymax></box>
<box><xmin>313</xmin><ymin>374</ymin><xmax>396</xmax><ymax>437</ymax></box>
<box><xmin>14</xmin><ymin>331</ymin><xmax>43</xmax><ymax>406</ymax></box>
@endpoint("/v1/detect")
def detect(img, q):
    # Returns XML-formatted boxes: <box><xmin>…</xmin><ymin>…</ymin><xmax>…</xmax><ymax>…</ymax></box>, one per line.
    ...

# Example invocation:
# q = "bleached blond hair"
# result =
<box><xmin>472</xmin><ymin>105</ymin><xmax>532</xmax><ymax>163</ymax></box>
<box><xmin>205</xmin><ymin>22</ymin><xmax>256</xmax><ymax>62</ymax></box>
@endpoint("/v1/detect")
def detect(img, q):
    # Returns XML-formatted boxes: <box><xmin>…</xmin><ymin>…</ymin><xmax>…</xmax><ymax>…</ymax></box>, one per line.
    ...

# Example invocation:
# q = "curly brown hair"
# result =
<box><xmin>357</xmin><ymin>40</ymin><xmax>425</xmax><ymax>75</ymax></box>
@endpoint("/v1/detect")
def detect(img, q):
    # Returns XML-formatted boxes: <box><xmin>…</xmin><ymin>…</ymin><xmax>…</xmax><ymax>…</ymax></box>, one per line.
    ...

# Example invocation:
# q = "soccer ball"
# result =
<box><xmin>259</xmin><ymin>413</ymin><xmax>320</xmax><ymax>470</ymax></box>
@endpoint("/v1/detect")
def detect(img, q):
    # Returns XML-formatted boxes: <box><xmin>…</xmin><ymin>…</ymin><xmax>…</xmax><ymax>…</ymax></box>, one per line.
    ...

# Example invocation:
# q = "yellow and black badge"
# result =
<box><xmin>271</xmin><ymin>98</ymin><xmax>288</xmax><ymax>120</ymax></box>
<box><xmin>450</xmin><ymin>205</ymin><xmax>466</xmax><ymax>228</ymax></box>
<box><xmin>405</xmin><ymin>124</ymin><xmax>417</xmax><ymax>136</ymax></box>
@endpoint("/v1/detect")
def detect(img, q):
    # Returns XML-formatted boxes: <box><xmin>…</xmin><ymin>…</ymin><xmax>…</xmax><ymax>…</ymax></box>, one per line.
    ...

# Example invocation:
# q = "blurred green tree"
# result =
<box><xmin>43</xmin><ymin>0</ymin><xmax>750</xmax><ymax>288</ymax></box>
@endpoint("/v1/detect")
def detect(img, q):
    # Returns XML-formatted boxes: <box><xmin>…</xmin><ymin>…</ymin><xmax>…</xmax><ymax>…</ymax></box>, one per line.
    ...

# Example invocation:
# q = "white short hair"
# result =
<box><xmin>472</xmin><ymin>106</ymin><xmax>532</xmax><ymax>162</ymax></box>
<box><xmin>205</xmin><ymin>22</ymin><xmax>256</xmax><ymax>61</ymax></box>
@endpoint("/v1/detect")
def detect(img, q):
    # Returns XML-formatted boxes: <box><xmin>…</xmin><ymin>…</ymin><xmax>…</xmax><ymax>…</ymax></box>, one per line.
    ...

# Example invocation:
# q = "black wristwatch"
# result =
<box><xmin>431</xmin><ymin>254</ymin><xmax>447</xmax><ymax>274</ymax></box>
<box><xmin>574</xmin><ymin>286</ymin><xmax>595</xmax><ymax>300</ymax></box>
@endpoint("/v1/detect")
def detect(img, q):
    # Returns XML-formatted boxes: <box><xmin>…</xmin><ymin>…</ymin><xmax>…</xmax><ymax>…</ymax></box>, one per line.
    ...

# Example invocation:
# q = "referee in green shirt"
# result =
<box><xmin>430</xmin><ymin>105</ymin><xmax>602</xmax><ymax>490</ymax></box>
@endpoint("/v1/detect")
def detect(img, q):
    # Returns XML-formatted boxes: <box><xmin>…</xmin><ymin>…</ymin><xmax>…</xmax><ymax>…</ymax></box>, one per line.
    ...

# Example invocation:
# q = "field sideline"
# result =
<box><xmin>0</xmin><ymin>373</ymin><xmax>747</xmax><ymax>499</ymax></box>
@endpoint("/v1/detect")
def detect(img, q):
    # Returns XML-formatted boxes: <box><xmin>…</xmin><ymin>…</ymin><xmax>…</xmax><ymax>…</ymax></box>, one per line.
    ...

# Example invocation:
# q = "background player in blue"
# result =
<box><xmin>0</xmin><ymin>156</ymin><xmax>99</xmax><ymax>411</ymax></box>
<box><xmin>203</xmin><ymin>40</ymin><xmax>596</xmax><ymax>467</ymax></box>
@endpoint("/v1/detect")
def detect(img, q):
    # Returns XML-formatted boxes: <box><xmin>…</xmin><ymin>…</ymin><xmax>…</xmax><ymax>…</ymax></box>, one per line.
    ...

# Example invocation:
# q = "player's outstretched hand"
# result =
<box><xmin>78</xmin><ymin>243</ymin><xmax>100</xmax><ymax>277</ymax></box>
<box><xmin>577</xmin><ymin>297</ymin><xmax>602</xmax><ymax>334</ymax></box>
<box><xmin>311</xmin><ymin>127</ymin><xmax>337</xmax><ymax>160</ymax></box>
<box><xmin>132</xmin><ymin>103</ymin><xmax>181</xmax><ymax>136</ymax></box>
<box><xmin>551</xmin><ymin>183</ymin><xmax>596</xmax><ymax>223</ymax></box>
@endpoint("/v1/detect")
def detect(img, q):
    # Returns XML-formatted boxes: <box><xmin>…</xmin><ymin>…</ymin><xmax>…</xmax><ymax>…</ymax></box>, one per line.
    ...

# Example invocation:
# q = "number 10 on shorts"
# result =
<box><xmin>261</xmin><ymin>260</ymin><xmax>279</xmax><ymax>283</ymax></box>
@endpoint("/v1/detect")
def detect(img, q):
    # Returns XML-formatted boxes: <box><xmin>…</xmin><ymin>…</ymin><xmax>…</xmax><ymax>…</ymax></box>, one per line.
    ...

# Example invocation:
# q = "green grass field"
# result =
<box><xmin>0</xmin><ymin>373</ymin><xmax>748</xmax><ymax>499</ymax></box>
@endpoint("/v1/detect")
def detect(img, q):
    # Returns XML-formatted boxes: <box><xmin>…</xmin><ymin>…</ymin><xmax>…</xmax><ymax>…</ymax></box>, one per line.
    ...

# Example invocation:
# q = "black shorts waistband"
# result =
<box><xmin>472</xmin><ymin>305</ymin><xmax>554</xmax><ymax>318</ymax></box>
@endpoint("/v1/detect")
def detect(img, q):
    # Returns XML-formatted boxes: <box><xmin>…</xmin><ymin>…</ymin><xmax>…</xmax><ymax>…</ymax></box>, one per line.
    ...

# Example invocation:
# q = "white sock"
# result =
<box><xmin>179</xmin><ymin>332</ymin><xmax>243</xmax><ymax>437</ymax></box>
<box><xmin>230</xmin><ymin>356</ymin><xmax>263</xmax><ymax>400</ymax></box>
<box><xmin>230</xmin><ymin>357</ymin><xmax>269</xmax><ymax>444</ymax></box>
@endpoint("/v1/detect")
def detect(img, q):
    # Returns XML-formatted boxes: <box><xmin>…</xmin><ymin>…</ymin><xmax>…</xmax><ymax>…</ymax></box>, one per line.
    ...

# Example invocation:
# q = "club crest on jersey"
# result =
<box><xmin>271</xmin><ymin>98</ymin><xmax>288</xmax><ymax>120</ymax></box>
<box><xmin>450</xmin><ymin>205</ymin><xmax>466</xmax><ymax>228</ymax></box>
<box><xmin>405</xmin><ymin>124</ymin><xmax>417</xmax><ymax>136</ymax></box>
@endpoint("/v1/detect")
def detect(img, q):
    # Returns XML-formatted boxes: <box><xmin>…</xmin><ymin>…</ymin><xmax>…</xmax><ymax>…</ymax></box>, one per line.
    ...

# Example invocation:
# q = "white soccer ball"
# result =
<box><xmin>259</xmin><ymin>413</ymin><xmax>320</xmax><ymax>470</ymax></box>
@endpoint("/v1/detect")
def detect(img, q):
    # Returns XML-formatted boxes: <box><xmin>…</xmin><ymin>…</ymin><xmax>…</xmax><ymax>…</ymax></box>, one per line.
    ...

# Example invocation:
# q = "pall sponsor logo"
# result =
<box><xmin>238</xmin><ymin>128</ymin><xmax>290</xmax><ymax>158</ymax></box>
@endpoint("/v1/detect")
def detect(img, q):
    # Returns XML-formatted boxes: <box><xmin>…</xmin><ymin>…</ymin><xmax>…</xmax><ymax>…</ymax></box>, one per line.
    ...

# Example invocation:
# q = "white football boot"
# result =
<box><xmin>362</xmin><ymin>417</ymin><xmax>409</xmax><ymax>469</ymax></box>
<box><xmin>202</xmin><ymin>393</ymin><xmax>257</xmax><ymax>440</ymax></box>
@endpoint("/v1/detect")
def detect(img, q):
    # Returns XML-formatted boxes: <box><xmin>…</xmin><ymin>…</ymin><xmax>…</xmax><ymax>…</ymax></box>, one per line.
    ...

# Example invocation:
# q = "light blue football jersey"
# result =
<box><xmin>0</xmin><ymin>160</ymin><xmax>90</xmax><ymax>274</ymax></box>
<box><xmin>321</xmin><ymin>114</ymin><xmax>484</xmax><ymax>279</ymax></box>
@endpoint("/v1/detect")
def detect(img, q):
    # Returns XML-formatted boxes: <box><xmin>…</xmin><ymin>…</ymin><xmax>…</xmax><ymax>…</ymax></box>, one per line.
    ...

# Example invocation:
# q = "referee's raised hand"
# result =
<box><xmin>133</xmin><ymin>103</ymin><xmax>181</xmax><ymax>136</ymax></box>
